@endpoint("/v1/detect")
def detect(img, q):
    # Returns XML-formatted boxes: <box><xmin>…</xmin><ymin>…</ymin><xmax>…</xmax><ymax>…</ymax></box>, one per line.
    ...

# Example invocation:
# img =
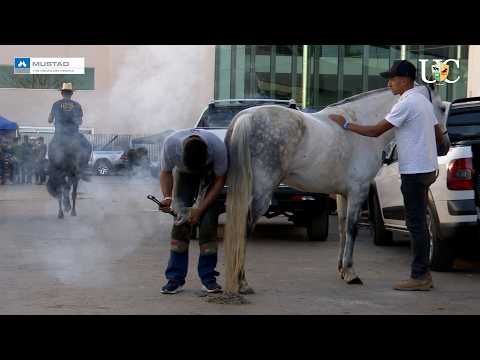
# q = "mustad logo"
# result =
<box><xmin>419</xmin><ymin>59</ymin><xmax>460</xmax><ymax>85</ymax></box>
<box><xmin>32</xmin><ymin>61</ymin><xmax>70</xmax><ymax>67</ymax></box>
<box><xmin>14</xmin><ymin>57</ymin><xmax>85</xmax><ymax>74</ymax></box>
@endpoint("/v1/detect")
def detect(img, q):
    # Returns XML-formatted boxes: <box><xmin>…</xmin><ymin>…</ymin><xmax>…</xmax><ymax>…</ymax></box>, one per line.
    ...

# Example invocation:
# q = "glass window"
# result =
<box><xmin>274</xmin><ymin>45</ymin><xmax>293</xmax><ymax>100</ymax></box>
<box><xmin>254</xmin><ymin>45</ymin><xmax>272</xmax><ymax>98</ymax></box>
<box><xmin>317</xmin><ymin>45</ymin><xmax>338</xmax><ymax>106</ymax></box>
<box><xmin>343</xmin><ymin>45</ymin><xmax>363</xmax><ymax>98</ymax></box>
<box><xmin>216</xmin><ymin>45</ymin><xmax>231</xmax><ymax>99</ymax></box>
<box><xmin>390</xmin><ymin>45</ymin><xmax>402</xmax><ymax>65</ymax></box>
<box><xmin>367</xmin><ymin>45</ymin><xmax>390</xmax><ymax>90</ymax></box>
<box><xmin>234</xmin><ymin>45</ymin><xmax>246</xmax><ymax>99</ymax></box>
<box><xmin>0</xmin><ymin>65</ymin><xmax>33</xmax><ymax>88</ymax></box>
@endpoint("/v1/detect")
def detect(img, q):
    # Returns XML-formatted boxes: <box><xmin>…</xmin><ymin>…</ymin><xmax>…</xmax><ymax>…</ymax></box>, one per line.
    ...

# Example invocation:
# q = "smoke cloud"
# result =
<box><xmin>2</xmin><ymin>45</ymin><xmax>215</xmax><ymax>289</ymax></box>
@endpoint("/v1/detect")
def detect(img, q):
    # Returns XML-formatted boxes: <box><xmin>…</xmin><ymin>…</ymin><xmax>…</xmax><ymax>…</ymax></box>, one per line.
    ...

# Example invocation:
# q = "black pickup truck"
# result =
<box><xmin>195</xmin><ymin>99</ymin><xmax>336</xmax><ymax>241</ymax></box>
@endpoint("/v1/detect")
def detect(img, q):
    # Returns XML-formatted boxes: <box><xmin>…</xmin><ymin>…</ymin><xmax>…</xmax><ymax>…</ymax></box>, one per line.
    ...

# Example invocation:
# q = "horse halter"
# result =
<box><xmin>424</xmin><ymin>84</ymin><xmax>448</xmax><ymax>136</ymax></box>
<box><xmin>424</xmin><ymin>84</ymin><xmax>433</xmax><ymax>103</ymax></box>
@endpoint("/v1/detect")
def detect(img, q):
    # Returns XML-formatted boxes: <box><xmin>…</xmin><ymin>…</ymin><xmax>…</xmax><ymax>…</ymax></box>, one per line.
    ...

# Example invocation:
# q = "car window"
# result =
<box><xmin>447</xmin><ymin>109</ymin><xmax>480</xmax><ymax>142</ymax></box>
<box><xmin>199</xmin><ymin>107</ymin><xmax>245</xmax><ymax>128</ymax></box>
<box><xmin>447</xmin><ymin>109</ymin><xmax>480</xmax><ymax>126</ymax></box>
<box><xmin>198</xmin><ymin>102</ymin><xmax>290</xmax><ymax>128</ymax></box>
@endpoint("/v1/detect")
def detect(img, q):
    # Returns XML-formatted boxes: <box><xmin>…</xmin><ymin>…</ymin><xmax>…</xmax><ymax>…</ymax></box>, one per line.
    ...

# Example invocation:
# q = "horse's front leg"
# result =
<box><xmin>341</xmin><ymin>187</ymin><xmax>369</xmax><ymax>285</ymax></box>
<box><xmin>71</xmin><ymin>178</ymin><xmax>78</xmax><ymax>216</ymax></box>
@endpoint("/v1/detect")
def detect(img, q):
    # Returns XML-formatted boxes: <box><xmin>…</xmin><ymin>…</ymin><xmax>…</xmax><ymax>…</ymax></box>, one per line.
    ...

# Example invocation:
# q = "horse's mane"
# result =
<box><xmin>326</xmin><ymin>83</ymin><xmax>431</xmax><ymax>109</ymax></box>
<box><xmin>326</xmin><ymin>87</ymin><xmax>391</xmax><ymax>108</ymax></box>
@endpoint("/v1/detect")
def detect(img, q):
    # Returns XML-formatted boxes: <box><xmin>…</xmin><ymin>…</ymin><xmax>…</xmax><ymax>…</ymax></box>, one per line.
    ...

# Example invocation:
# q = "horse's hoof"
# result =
<box><xmin>347</xmin><ymin>277</ymin><xmax>363</xmax><ymax>285</ymax></box>
<box><xmin>239</xmin><ymin>286</ymin><xmax>255</xmax><ymax>295</ymax></box>
<box><xmin>58</xmin><ymin>213</ymin><xmax>64</xmax><ymax>219</ymax></box>
<box><xmin>71</xmin><ymin>211</ymin><xmax>77</xmax><ymax>217</ymax></box>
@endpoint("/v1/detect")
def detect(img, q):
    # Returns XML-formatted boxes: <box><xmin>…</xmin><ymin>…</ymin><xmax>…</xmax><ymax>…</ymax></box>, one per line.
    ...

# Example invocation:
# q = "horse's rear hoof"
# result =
<box><xmin>63</xmin><ymin>202</ymin><xmax>71</xmax><ymax>213</ymax></box>
<box><xmin>347</xmin><ymin>277</ymin><xmax>363</xmax><ymax>285</ymax></box>
<box><xmin>71</xmin><ymin>210</ymin><xmax>77</xmax><ymax>217</ymax></box>
<box><xmin>58</xmin><ymin>212</ymin><xmax>64</xmax><ymax>219</ymax></box>
<box><xmin>239</xmin><ymin>286</ymin><xmax>255</xmax><ymax>295</ymax></box>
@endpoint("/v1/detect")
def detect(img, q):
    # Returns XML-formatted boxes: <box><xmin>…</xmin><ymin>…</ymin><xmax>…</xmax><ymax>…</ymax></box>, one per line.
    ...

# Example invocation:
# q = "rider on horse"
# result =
<box><xmin>48</xmin><ymin>82</ymin><xmax>92</xmax><ymax>181</ymax></box>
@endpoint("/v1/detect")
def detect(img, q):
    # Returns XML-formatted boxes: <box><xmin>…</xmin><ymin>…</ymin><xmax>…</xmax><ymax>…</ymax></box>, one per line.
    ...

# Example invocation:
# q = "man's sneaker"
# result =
<box><xmin>393</xmin><ymin>272</ymin><xmax>434</xmax><ymax>291</ymax></box>
<box><xmin>160</xmin><ymin>280</ymin><xmax>184</xmax><ymax>294</ymax></box>
<box><xmin>202</xmin><ymin>281</ymin><xmax>222</xmax><ymax>293</ymax></box>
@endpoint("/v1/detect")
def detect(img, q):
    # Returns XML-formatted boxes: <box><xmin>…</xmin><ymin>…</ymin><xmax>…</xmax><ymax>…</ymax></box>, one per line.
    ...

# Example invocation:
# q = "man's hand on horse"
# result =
<box><xmin>188</xmin><ymin>208</ymin><xmax>202</xmax><ymax>225</ymax></box>
<box><xmin>328</xmin><ymin>114</ymin><xmax>346</xmax><ymax>127</ymax></box>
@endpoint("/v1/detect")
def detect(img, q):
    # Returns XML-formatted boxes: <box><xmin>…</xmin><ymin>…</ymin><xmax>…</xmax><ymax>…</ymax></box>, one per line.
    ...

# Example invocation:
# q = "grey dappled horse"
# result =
<box><xmin>222</xmin><ymin>84</ymin><xmax>450</xmax><ymax>294</ymax></box>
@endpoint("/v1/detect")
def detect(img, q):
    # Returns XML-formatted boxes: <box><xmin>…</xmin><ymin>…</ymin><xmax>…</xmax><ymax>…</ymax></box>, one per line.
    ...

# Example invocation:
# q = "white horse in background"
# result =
<box><xmin>222</xmin><ymin>84</ymin><xmax>450</xmax><ymax>295</ymax></box>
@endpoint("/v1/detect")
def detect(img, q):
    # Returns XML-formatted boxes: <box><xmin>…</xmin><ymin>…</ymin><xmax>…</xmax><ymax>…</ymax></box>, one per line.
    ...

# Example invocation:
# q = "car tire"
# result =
<box><xmin>306</xmin><ymin>207</ymin><xmax>329</xmax><ymax>241</ymax></box>
<box><xmin>95</xmin><ymin>159</ymin><xmax>112</xmax><ymax>176</ymax></box>
<box><xmin>371</xmin><ymin>190</ymin><xmax>394</xmax><ymax>246</ymax></box>
<box><xmin>427</xmin><ymin>200</ymin><xmax>455</xmax><ymax>271</ymax></box>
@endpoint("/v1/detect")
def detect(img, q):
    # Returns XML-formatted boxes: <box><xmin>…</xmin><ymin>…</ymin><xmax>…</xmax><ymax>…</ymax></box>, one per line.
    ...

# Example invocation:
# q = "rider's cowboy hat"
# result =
<box><xmin>61</xmin><ymin>82</ymin><xmax>73</xmax><ymax>92</ymax></box>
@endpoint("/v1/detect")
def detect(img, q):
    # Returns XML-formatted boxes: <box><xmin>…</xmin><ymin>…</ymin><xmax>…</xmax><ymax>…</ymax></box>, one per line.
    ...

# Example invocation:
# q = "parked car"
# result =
<box><xmin>194</xmin><ymin>99</ymin><xmax>337</xmax><ymax>241</ymax></box>
<box><xmin>365</xmin><ymin>96</ymin><xmax>480</xmax><ymax>270</ymax></box>
<box><xmin>89</xmin><ymin>136</ymin><xmax>129</xmax><ymax>176</ymax></box>
<box><xmin>130</xmin><ymin>130</ymin><xmax>175</xmax><ymax>179</ymax></box>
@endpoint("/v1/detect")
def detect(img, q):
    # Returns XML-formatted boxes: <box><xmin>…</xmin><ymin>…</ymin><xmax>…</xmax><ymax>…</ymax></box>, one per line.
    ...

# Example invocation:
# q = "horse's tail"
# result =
<box><xmin>224</xmin><ymin>112</ymin><xmax>253</xmax><ymax>294</ymax></box>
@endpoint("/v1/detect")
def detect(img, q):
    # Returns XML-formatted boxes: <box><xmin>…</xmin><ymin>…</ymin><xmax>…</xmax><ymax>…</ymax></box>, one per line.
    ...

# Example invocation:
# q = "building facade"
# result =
<box><xmin>215</xmin><ymin>45</ymin><xmax>473</xmax><ymax>109</ymax></box>
<box><xmin>0</xmin><ymin>45</ymin><xmax>478</xmax><ymax>135</ymax></box>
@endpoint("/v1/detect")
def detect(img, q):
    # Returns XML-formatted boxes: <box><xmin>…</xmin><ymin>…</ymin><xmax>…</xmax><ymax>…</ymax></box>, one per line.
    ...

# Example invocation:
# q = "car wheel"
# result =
<box><xmin>95</xmin><ymin>160</ymin><xmax>112</xmax><ymax>176</ymax></box>
<box><xmin>306</xmin><ymin>207</ymin><xmax>329</xmax><ymax>241</ymax></box>
<box><xmin>371</xmin><ymin>190</ymin><xmax>393</xmax><ymax>246</ymax></box>
<box><xmin>427</xmin><ymin>200</ymin><xmax>454</xmax><ymax>271</ymax></box>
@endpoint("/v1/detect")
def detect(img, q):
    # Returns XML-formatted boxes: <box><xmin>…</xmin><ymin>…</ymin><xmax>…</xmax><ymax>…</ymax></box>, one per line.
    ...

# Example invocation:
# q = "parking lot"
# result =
<box><xmin>1</xmin><ymin>176</ymin><xmax>480</xmax><ymax>314</ymax></box>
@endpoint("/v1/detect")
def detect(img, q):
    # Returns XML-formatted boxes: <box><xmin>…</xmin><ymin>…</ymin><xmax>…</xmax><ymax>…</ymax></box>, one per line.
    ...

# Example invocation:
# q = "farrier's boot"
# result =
<box><xmin>393</xmin><ymin>272</ymin><xmax>434</xmax><ymax>291</ymax></box>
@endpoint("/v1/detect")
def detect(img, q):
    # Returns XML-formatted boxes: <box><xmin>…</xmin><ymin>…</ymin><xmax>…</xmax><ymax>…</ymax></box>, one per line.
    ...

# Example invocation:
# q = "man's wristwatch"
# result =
<box><xmin>343</xmin><ymin>120</ymin><xmax>350</xmax><ymax>130</ymax></box>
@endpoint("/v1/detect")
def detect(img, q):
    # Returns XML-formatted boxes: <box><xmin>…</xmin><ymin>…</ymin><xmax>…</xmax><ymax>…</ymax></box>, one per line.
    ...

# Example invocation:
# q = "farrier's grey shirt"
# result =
<box><xmin>160</xmin><ymin>128</ymin><xmax>228</xmax><ymax>176</ymax></box>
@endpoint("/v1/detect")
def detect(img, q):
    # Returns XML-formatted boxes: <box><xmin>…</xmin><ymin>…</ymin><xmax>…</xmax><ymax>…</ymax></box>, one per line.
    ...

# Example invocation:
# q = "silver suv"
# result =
<box><xmin>367</xmin><ymin>97</ymin><xmax>480</xmax><ymax>270</ymax></box>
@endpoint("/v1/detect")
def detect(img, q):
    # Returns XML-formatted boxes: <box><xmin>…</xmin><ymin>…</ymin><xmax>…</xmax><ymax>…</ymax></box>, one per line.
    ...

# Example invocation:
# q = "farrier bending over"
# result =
<box><xmin>329</xmin><ymin>60</ymin><xmax>445</xmax><ymax>291</ymax></box>
<box><xmin>158</xmin><ymin>128</ymin><xmax>227</xmax><ymax>295</ymax></box>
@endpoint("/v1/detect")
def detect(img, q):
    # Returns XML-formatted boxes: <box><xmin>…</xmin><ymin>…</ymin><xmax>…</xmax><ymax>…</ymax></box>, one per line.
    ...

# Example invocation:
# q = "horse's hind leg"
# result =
<box><xmin>71</xmin><ymin>178</ymin><xmax>78</xmax><ymax>216</ymax></box>
<box><xmin>63</xmin><ymin>181</ymin><xmax>72</xmax><ymax>213</ymax></box>
<box><xmin>341</xmin><ymin>186</ymin><xmax>369</xmax><ymax>285</ymax></box>
<box><xmin>336</xmin><ymin>194</ymin><xmax>348</xmax><ymax>277</ymax></box>
<box><xmin>238</xmin><ymin>186</ymin><xmax>276</xmax><ymax>295</ymax></box>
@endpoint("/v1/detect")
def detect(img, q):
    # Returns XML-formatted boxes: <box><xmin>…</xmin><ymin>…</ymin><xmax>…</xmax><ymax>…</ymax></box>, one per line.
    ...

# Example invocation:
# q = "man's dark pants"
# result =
<box><xmin>165</xmin><ymin>169</ymin><xmax>220</xmax><ymax>287</ymax></box>
<box><xmin>400</xmin><ymin>171</ymin><xmax>437</xmax><ymax>279</ymax></box>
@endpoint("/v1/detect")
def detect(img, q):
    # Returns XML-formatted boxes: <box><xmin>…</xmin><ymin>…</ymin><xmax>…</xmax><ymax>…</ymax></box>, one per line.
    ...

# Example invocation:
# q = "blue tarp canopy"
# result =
<box><xmin>0</xmin><ymin>115</ymin><xmax>18</xmax><ymax>134</ymax></box>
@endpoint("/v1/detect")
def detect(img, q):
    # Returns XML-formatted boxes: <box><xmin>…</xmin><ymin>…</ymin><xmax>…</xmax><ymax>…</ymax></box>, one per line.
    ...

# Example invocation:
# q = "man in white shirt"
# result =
<box><xmin>329</xmin><ymin>60</ymin><xmax>445</xmax><ymax>291</ymax></box>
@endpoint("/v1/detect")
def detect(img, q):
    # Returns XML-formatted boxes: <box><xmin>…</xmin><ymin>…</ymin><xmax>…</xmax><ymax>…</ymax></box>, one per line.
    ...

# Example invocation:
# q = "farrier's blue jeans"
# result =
<box><xmin>165</xmin><ymin>168</ymin><xmax>220</xmax><ymax>286</ymax></box>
